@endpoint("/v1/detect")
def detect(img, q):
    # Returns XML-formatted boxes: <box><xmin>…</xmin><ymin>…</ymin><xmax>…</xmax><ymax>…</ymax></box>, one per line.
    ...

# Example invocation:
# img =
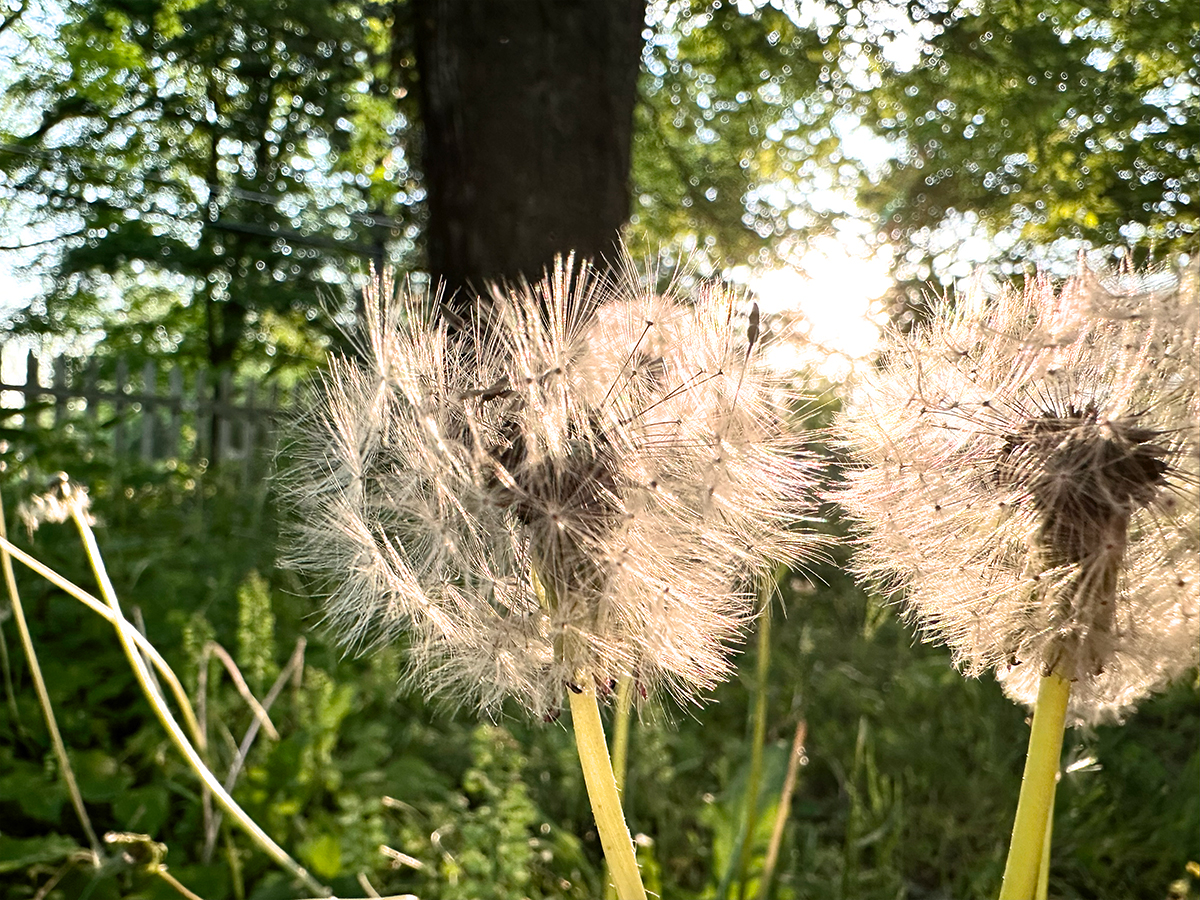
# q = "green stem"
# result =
<box><xmin>0</xmin><ymin>598</ymin><xmax>25</xmax><ymax>732</ymax></box>
<box><xmin>604</xmin><ymin>675</ymin><xmax>635</xmax><ymax>900</ymax></box>
<box><xmin>999</xmin><ymin>672</ymin><xmax>1070</xmax><ymax>900</ymax></box>
<box><xmin>0</xmin><ymin>496</ymin><xmax>103</xmax><ymax>863</ymax></box>
<box><xmin>610</xmin><ymin>675</ymin><xmax>634</xmax><ymax>795</ymax></box>
<box><xmin>1035</xmin><ymin>772</ymin><xmax>1058</xmax><ymax>900</ymax></box>
<box><xmin>568</xmin><ymin>683</ymin><xmax>647</xmax><ymax>900</ymax></box>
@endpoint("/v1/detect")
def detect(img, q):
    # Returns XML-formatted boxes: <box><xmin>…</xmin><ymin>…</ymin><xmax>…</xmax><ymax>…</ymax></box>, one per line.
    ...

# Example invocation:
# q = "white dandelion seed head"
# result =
<box><xmin>17</xmin><ymin>472</ymin><xmax>94</xmax><ymax>534</ymax></box>
<box><xmin>836</xmin><ymin>262</ymin><xmax>1200</xmax><ymax>726</ymax></box>
<box><xmin>281</xmin><ymin>256</ymin><xmax>819</xmax><ymax>718</ymax></box>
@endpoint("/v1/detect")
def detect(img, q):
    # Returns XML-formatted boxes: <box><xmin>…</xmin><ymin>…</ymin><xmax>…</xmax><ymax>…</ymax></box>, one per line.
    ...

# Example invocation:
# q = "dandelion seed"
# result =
<box><xmin>836</xmin><ymin>263</ymin><xmax>1199</xmax><ymax>725</ymax></box>
<box><xmin>281</xmin><ymin>255</ymin><xmax>818</xmax><ymax>719</ymax></box>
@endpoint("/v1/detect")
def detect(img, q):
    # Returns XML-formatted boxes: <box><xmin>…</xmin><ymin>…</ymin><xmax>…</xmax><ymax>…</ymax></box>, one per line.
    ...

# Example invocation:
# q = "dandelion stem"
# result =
<box><xmin>603</xmin><ymin>675</ymin><xmax>635</xmax><ymax>900</ymax></box>
<box><xmin>1035</xmin><ymin>772</ymin><xmax>1058</xmax><ymax>900</ymax></box>
<box><xmin>568</xmin><ymin>682</ymin><xmax>647</xmax><ymax>900</ymax></box>
<box><xmin>531</xmin><ymin>566</ymin><xmax>645</xmax><ymax>900</ymax></box>
<box><xmin>67</xmin><ymin>510</ymin><xmax>331</xmax><ymax>898</ymax></box>
<box><xmin>999</xmin><ymin>672</ymin><xmax>1070</xmax><ymax>900</ymax></box>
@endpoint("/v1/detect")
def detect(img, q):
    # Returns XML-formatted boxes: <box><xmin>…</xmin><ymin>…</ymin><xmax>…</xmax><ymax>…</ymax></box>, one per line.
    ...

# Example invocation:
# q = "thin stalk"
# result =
<box><xmin>759</xmin><ymin>719</ymin><xmax>807</xmax><ymax>900</ymax></box>
<box><xmin>225</xmin><ymin>829</ymin><xmax>247</xmax><ymax>900</ymax></box>
<box><xmin>998</xmin><ymin>672</ymin><xmax>1070</xmax><ymax>900</ymax></box>
<box><xmin>568</xmin><ymin>683</ymin><xmax>647</xmax><ymax>900</ymax></box>
<box><xmin>204</xmin><ymin>637</ymin><xmax>306</xmax><ymax>859</ymax></box>
<box><xmin>200</xmin><ymin>641</ymin><xmax>279</xmax><ymax>740</ymax></box>
<box><xmin>736</xmin><ymin>600</ymin><xmax>773</xmax><ymax>899</ymax></box>
<box><xmin>0</xmin><ymin>535</ymin><xmax>205</xmax><ymax>750</ymax></box>
<box><xmin>603</xmin><ymin>675</ymin><xmax>635</xmax><ymax>900</ymax></box>
<box><xmin>68</xmin><ymin>510</ymin><xmax>330</xmax><ymax>898</ymax></box>
<box><xmin>155</xmin><ymin>867</ymin><xmax>206</xmax><ymax>900</ymax></box>
<box><xmin>717</xmin><ymin>579</ymin><xmax>773</xmax><ymax>900</ymax></box>
<box><xmin>0</xmin><ymin>495</ymin><xmax>103</xmax><ymax>863</ymax></box>
<box><xmin>610</xmin><ymin>675</ymin><xmax>634</xmax><ymax>795</ymax></box>
<box><xmin>0</xmin><ymin>602</ymin><xmax>24</xmax><ymax>731</ymax></box>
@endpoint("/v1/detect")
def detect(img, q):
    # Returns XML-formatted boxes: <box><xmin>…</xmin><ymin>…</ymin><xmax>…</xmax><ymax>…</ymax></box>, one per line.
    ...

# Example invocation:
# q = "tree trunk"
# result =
<box><xmin>412</xmin><ymin>0</ymin><xmax>645</xmax><ymax>306</ymax></box>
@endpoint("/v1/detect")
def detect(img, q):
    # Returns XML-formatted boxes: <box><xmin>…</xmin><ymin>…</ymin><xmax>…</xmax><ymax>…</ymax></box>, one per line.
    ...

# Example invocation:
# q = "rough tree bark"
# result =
<box><xmin>412</xmin><ymin>0</ymin><xmax>646</xmax><ymax>305</ymax></box>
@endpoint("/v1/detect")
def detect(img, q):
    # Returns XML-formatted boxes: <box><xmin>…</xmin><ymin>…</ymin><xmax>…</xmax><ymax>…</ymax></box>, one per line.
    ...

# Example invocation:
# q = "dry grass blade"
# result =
<box><xmin>0</xmin><ymin>494</ymin><xmax>103</xmax><ymax>863</ymax></box>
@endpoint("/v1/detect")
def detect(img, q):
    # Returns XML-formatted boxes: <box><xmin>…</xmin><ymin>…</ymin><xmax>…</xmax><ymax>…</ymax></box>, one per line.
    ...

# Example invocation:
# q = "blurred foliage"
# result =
<box><xmin>629</xmin><ymin>0</ymin><xmax>1197</xmax><ymax>288</ymax></box>
<box><xmin>3</xmin><ymin>0</ymin><xmax>1196</xmax><ymax>375</ymax></box>
<box><xmin>0</xmin><ymin>0</ymin><xmax>421</xmax><ymax>377</ymax></box>
<box><xmin>0</xmin><ymin>412</ymin><xmax>1196</xmax><ymax>900</ymax></box>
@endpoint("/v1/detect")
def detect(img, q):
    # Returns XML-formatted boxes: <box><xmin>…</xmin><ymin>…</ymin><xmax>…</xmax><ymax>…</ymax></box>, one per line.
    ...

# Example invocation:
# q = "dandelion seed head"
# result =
<box><xmin>282</xmin><ymin>256</ymin><xmax>819</xmax><ymax>718</ymax></box>
<box><xmin>17</xmin><ymin>471</ymin><xmax>94</xmax><ymax>534</ymax></box>
<box><xmin>837</xmin><ymin>263</ymin><xmax>1200</xmax><ymax>725</ymax></box>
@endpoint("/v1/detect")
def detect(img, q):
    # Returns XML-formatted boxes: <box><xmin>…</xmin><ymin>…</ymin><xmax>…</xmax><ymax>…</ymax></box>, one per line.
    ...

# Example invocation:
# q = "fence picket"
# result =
<box><xmin>53</xmin><ymin>356</ymin><xmax>68</xmax><ymax>426</ymax></box>
<box><xmin>84</xmin><ymin>358</ymin><xmax>99</xmax><ymax>424</ymax></box>
<box><xmin>24</xmin><ymin>350</ymin><xmax>38</xmax><ymax>428</ymax></box>
<box><xmin>140</xmin><ymin>360</ymin><xmax>156</xmax><ymax>461</ymax></box>
<box><xmin>114</xmin><ymin>358</ymin><xmax>128</xmax><ymax>458</ymax></box>
<box><xmin>194</xmin><ymin>367</ymin><xmax>209</xmax><ymax>464</ymax></box>
<box><xmin>166</xmin><ymin>365</ymin><xmax>183</xmax><ymax>459</ymax></box>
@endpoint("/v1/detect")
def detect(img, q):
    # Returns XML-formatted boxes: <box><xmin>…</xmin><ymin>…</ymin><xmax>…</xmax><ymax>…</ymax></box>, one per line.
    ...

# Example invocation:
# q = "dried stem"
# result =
<box><xmin>204</xmin><ymin>638</ymin><xmax>307</xmax><ymax>858</ymax></box>
<box><xmin>200</xmin><ymin>641</ymin><xmax>280</xmax><ymax>740</ymax></box>
<box><xmin>155</xmin><ymin>867</ymin><xmax>206</xmax><ymax>900</ymax></box>
<box><xmin>67</xmin><ymin>509</ymin><xmax>330</xmax><ymax>898</ymax></box>
<box><xmin>760</xmin><ymin>719</ymin><xmax>807</xmax><ymax>899</ymax></box>
<box><xmin>0</xmin><ymin>496</ymin><xmax>103</xmax><ymax>864</ymax></box>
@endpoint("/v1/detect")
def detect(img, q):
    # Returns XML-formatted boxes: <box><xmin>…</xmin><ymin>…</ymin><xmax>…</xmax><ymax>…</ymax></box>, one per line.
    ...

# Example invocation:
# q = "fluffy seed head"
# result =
<box><xmin>281</xmin><ymin>258</ymin><xmax>818</xmax><ymax>718</ymax></box>
<box><xmin>17</xmin><ymin>471</ymin><xmax>94</xmax><ymax>534</ymax></box>
<box><xmin>836</xmin><ymin>264</ymin><xmax>1199</xmax><ymax>725</ymax></box>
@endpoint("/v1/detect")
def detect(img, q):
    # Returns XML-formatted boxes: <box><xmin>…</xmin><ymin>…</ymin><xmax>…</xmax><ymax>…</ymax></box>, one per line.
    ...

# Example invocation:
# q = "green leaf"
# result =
<box><xmin>0</xmin><ymin>833</ymin><xmax>82</xmax><ymax>874</ymax></box>
<box><xmin>113</xmin><ymin>785</ymin><xmax>171</xmax><ymax>835</ymax></box>
<box><xmin>74</xmin><ymin>749</ymin><xmax>134</xmax><ymax>802</ymax></box>
<box><xmin>299</xmin><ymin>833</ymin><xmax>342</xmax><ymax>880</ymax></box>
<box><xmin>0</xmin><ymin>768</ymin><xmax>68</xmax><ymax>823</ymax></box>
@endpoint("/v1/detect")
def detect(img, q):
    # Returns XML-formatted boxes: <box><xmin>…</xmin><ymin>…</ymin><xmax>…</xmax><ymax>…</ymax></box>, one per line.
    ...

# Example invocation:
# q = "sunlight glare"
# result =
<box><xmin>749</xmin><ymin>241</ymin><xmax>891</xmax><ymax>380</ymax></box>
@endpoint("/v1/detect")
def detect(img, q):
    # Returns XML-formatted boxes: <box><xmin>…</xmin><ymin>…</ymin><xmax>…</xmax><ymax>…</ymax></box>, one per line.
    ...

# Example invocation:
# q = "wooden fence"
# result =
<box><xmin>0</xmin><ymin>345</ymin><xmax>293</xmax><ymax>479</ymax></box>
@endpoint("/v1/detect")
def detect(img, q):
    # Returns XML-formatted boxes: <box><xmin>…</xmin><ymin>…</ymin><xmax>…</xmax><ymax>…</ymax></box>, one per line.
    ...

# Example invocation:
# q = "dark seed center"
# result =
<box><xmin>490</xmin><ymin>418</ymin><xmax>622</xmax><ymax>534</ymax></box>
<box><xmin>996</xmin><ymin>404</ymin><xmax>1169</xmax><ymax>565</ymax></box>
